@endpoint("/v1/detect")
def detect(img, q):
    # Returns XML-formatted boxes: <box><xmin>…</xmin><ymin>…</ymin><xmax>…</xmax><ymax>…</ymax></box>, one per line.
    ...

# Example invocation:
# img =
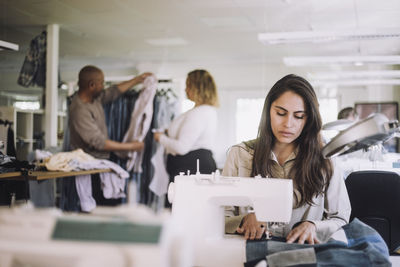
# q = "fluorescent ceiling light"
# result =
<box><xmin>0</xmin><ymin>40</ymin><xmax>19</xmax><ymax>51</ymax></box>
<box><xmin>308</xmin><ymin>70</ymin><xmax>400</xmax><ymax>80</ymax></box>
<box><xmin>258</xmin><ymin>29</ymin><xmax>400</xmax><ymax>44</ymax></box>
<box><xmin>311</xmin><ymin>79</ymin><xmax>400</xmax><ymax>87</ymax></box>
<box><xmin>308</xmin><ymin>70</ymin><xmax>400</xmax><ymax>87</ymax></box>
<box><xmin>0</xmin><ymin>91</ymin><xmax>38</xmax><ymax>101</ymax></box>
<box><xmin>145</xmin><ymin>37</ymin><xmax>188</xmax><ymax>46</ymax></box>
<box><xmin>283</xmin><ymin>56</ymin><xmax>400</xmax><ymax>66</ymax></box>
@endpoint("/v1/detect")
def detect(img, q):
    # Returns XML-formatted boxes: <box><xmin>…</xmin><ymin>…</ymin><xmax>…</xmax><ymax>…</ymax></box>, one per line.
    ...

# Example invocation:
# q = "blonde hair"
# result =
<box><xmin>187</xmin><ymin>69</ymin><xmax>219</xmax><ymax>107</ymax></box>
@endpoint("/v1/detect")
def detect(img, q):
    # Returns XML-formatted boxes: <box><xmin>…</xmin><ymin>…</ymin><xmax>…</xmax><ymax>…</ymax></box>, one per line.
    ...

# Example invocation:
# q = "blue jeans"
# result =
<box><xmin>245</xmin><ymin>218</ymin><xmax>390</xmax><ymax>267</ymax></box>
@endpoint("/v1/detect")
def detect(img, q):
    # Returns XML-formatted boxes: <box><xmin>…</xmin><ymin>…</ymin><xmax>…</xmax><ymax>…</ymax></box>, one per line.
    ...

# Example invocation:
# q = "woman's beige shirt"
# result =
<box><xmin>222</xmin><ymin>143</ymin><xmax>351</xmax><ymax>242</ymax></box>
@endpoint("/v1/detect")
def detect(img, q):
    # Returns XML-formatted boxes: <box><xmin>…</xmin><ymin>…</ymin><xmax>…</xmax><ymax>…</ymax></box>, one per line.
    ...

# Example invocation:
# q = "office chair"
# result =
<box><xmin>345</xmin><ymin>170</ymin><xmax>400</xmax><ymax>254</ymax></box>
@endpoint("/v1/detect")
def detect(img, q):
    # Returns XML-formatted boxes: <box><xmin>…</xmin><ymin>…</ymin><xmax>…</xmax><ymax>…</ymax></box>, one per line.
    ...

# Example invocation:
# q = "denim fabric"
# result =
<box><xmin>246</xmin><ymin>236</ymin><xmax>287</xmax><ymax>262</ymax></box>
<box><xmin>267</xmin><ymin>247</ymin><xmax>316</xmax><ymax>267</ymax></box>
<box><xmin>104</xmin><ymin>90</ymin><xmax>139</xmax><ymax>143</ymax></box>
<box><xmin>59</xmin><ymin>95</ymin><xmax>79</xmax><ymax>211</ymax></box>
<box><xmin>245</xmin><ymin>218</ymin><xmax>391</xmax><ymax>267</ymax></box>
<box><xmin>104</xmin><ymin>90</ymin><xmax>139</xmax><ymax>205</ymax></box>
<box><xmin>59</xmin><ymin>176</ymin><xmax>81</xmax><ymax>212</ymax></box>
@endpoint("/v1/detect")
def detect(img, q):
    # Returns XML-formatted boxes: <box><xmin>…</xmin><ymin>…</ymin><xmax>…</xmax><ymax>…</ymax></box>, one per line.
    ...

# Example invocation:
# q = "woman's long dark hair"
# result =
<box><xmin>249</xmin><ymin>74</ymin><xmax>332</xmax><ymax>207</ymax></box>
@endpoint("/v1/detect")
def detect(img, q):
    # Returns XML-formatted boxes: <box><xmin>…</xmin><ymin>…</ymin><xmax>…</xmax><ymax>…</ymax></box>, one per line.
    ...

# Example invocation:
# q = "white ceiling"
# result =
<box><xmin>1</xmin><ymin>0</ymin><xmax>400</xmax><ymax>83</ymax></box>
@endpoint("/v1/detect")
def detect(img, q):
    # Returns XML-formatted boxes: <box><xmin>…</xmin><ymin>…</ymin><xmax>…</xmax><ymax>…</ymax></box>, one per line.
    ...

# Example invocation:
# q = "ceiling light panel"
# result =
<box><xmin>258</xmin><ymin>29</ymin><xmax>400</xmax><ymax>44</ymax></box>
<box><xmin>308</xmin><ymin>70</ymin><xmax>400</xmax><ymax>80</ymax></box>
<box><xmin>283</xmin><ymin>56</ymin><xmax>400</xmax><ymax>66</ymax></box>
<box><xmin>311</xmin><ymin>79</ymin><xmax>400</xmax><ymax>87</ymax></box>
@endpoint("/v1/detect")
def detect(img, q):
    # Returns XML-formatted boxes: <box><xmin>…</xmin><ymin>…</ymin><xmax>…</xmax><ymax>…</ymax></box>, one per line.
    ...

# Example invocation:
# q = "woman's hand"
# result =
<box><xmin>236</xmin><ymin>213</ymin><xmax>266</xmax><ymax>240</ymax></box>
<box><xmin>286</xmin><ymin>221</ymin><xmax>319</xmax><ymax>244</ymax></box>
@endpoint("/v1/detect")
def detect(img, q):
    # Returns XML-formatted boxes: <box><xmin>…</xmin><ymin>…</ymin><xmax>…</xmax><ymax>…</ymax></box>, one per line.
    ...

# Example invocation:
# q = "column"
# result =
<box><xmin>45</xmin><ymin>24</ymin><xmax>59</xmax><ymax>147</ymax></box>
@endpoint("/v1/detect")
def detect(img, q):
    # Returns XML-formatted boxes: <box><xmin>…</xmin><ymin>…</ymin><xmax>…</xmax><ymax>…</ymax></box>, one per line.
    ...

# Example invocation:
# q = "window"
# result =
<box><xmin>319</xmin><ymin>98</ymin><xmax>339</xmax><ymax>142</ymax></box>
<box><xmin>318</xmin><ymin>98</ymin><xmax>338</xmax><ymax>124</ymax></box>
<box><xmin>235</xmin><ymin>97</ymin><xmax>338</xmax><ymax>144</ymax></box>
<box><xmin>13</xmin><ymin>101</ymin><xmax>40</xmax><ymax>110</ymax></box>
<box><xmin>236</xmin><ymin>98</ymin><xmax>264</xmax><ymax>143</ymax></box>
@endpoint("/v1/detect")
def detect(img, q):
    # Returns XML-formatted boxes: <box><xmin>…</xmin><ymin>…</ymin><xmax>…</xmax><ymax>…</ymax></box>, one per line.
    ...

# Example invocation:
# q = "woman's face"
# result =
<box><xmin>270</xmin><ymin>90</ymin><xmax>307</xmax><ymax>145</ymax></box>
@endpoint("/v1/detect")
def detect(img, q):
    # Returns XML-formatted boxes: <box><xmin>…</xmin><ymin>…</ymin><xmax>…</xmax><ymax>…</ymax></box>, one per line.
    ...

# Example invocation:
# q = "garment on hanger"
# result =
<box><xmin>17</xmin><ymin>31</ymin><xmax>47</xmax><ymax>88</ymax></box>
<box><xmin>149</xmin><ymin>92</ymin><xmax>178</xmax><ymax>196</ymax></box>
<box><xmin>115</xmin><ymin>75</ymin><xmax>157</xmax><ymax>172</ymax></box>
<box><xmin>137</xmin><ymin>90</ymin><xmax>178</xmax><ymax>208</ymax></box>
<box><xmin>103</xmin><ymin>82</ymin><xmax>178</xmax><ymax>208</ymax></box>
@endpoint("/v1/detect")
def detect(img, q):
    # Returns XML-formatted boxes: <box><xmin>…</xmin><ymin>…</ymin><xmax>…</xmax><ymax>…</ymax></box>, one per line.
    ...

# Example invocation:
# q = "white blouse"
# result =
<box><xmin>159</xmin><ymin>105</ymin><xmax>217</xmax><ymax>156</ymax></box>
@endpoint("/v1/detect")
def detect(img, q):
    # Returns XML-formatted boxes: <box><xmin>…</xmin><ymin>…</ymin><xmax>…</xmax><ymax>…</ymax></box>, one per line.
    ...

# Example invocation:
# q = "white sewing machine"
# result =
<box><xmin>168</xmin><ymin>170</ymin><xmax>293</xmax><ymax>267</ymax></box>
<box><xmin>0</xmin><ymin>204</ymin><xmax>177</xmax><ymax>267</ymax></box>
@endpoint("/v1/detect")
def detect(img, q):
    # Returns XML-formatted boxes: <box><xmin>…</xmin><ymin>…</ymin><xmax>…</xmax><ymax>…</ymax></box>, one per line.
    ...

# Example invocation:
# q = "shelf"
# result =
<box><xmin>0</xmin><ymin>106</ymin><xmax>66</xmax><ymax>161</ymax></box>
<box><xmin>14</xmin><ymin>108</ymin><xmax>44</xmax><ymax>114</ymax></box>
<box><xmin>0</xmin><ymin>172</ymin><xmax>23</xmax><ymax>179</ymax></box>
<box><xmin>17</xmin><ymin>138</ymin><xmax>37</xmax><ymax>143</ymax></box>
<box><xmin>27</xmin><ymin>169</ymin><xmax>112</xmax><ymax>180</ymax></box>
<box><xmin>0</xmin><ymin>169</ymin><xmax>112</xmax><ymax>181</ymax></box>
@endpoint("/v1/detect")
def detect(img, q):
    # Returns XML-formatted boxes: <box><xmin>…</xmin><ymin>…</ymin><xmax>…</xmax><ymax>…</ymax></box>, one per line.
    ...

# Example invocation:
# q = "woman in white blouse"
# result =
<box><xmin>154</xmin><ymin>69</ymin><xmax>219</xmax><ymax>188</ymax></box>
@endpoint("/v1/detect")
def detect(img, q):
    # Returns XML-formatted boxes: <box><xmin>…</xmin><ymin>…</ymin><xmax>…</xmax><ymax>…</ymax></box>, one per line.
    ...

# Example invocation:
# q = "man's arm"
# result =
<box><xmin>116</xmin><ymin>72</ymin><xmax>153</xmax><ymax>93</ymax></box>
<box><xmin>103</xmin><ymin>139</ymin><xmax>144</xmax><ymax>152</ymax></box>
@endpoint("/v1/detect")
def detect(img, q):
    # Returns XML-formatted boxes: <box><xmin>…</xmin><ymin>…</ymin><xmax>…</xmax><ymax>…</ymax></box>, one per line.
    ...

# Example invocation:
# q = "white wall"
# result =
<box><xmin>1</xmin><ymin>60</ymin><xmax>399</xmax><ymax>168</ymax></box>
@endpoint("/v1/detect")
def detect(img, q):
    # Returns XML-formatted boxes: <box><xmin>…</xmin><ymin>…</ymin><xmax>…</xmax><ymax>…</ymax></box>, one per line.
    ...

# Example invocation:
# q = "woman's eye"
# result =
<box><xmin>295</xmin><ymin>115</ymin><xmax>305</xmax><ymax>119</ymax></box>
<box><xmin>277</xmin><ymin>112</ymin><xmax>285</xmax><ymax>116</ymax></box>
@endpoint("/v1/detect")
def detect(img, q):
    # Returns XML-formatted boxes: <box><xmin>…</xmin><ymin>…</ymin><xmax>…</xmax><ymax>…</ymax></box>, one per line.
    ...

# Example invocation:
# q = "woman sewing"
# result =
<box><xmin>223</xmin><ymin>74</ymin><xmax>351</xmax><ymax>244</ymax></box>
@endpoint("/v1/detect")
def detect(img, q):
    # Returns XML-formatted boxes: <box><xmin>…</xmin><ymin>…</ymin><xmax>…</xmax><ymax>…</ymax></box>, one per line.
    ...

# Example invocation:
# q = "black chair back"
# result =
<box><xmin>345</xmin><ymin>170</ymin><xmax>400</xmax><ymax>253</ymax></box>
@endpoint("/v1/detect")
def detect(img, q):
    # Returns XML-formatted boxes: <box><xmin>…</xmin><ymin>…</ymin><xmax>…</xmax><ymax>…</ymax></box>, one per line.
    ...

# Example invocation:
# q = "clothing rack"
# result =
<box><xmin>0</xmin><ymin>119</ymin><xmax>13</xmax><ymax>126</ymax></box>
<box><xmin>158</xmin><ymin>79</ymin><xmax>173</xmax><ymax>83</ymax></box>
<box><xmin>157</xmin><ymin>79</ymin><xmax>177</xmax><ymax>99</ymax></box>
<box><xmin>156</xmin><ymin>88</ymin><xmax>177</xmax><ymax>98</ymax></box>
